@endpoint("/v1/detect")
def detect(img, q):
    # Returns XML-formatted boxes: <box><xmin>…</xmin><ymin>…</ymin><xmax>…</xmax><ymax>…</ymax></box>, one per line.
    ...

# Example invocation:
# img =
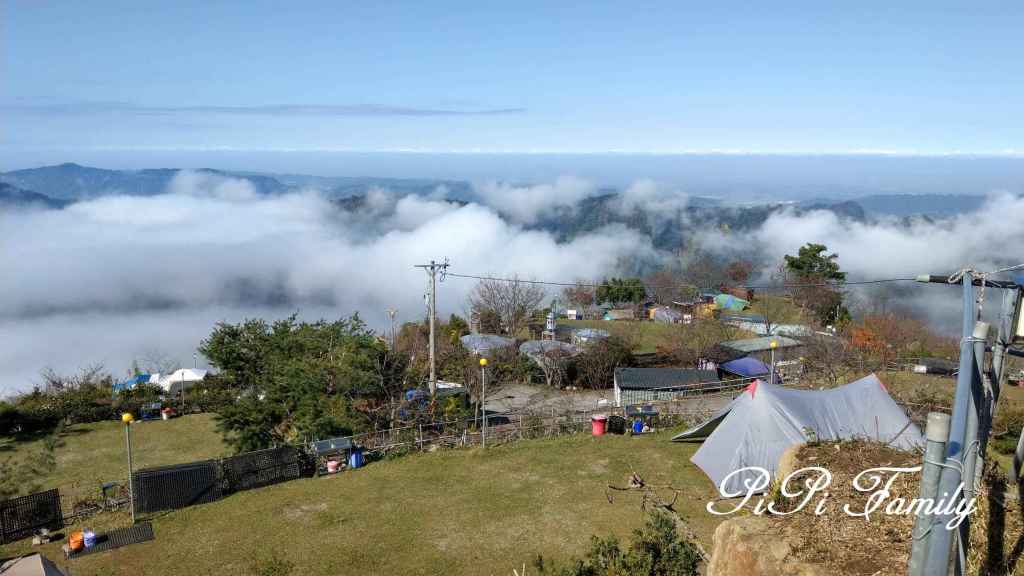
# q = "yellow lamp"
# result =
<box><xmin>479</xmin><ymin>357</ymin><xmax>488</xmax><ymax>367</ymax></box>
<box><xmin>769</xmin><ymin>340</ymin><xmax>778</xmax><ymax>349</ymax></box>
<box><xmin>121</xmin><ymin>413</ymin><xmax>134</xmax><ymax>424</ymax></box>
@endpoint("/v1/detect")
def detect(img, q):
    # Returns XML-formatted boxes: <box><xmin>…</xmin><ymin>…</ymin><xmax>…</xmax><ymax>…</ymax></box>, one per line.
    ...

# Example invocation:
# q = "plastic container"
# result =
<box><xmin>83</xmin><ymin>530</ymin><xmax>97</xmax><ymax>548</ymax></box>
<box><xmin>69</xmin><ymin>531</ymin><xmax>84</xmax><ymax>552</ymax></box>
<box><xmin>326</xmin><ymin>459</ymin><xmax>339</xmax><ymax>474</ymax></box>
<box><xmin>348</xmin><ymin>447</ymin><xmax>364</xmax><ymax>469</ymax></box>
<box><xmin>632</xmin><ymin>419</ymin><xmax>644</xmax><ymax>434</ymax></box>
<box><xmin>591</xmin><ymin>415</ymin><xmax>607</xmax><ymax>436</ymax></box>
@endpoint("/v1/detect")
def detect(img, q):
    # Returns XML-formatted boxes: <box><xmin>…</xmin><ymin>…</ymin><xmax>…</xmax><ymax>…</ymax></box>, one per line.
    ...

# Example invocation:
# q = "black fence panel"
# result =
<box><xmin>222</xmin><ymin>446</ymin><xmax>302</xmax><ymax>493</ymax></box>
<box><xmin>133</xmin><ymin>460</ymin><xmax>223</xmax><ymax>514</ymax></box>
<box><xmin>0</xmin><ymin>488</ymin><xmax>63</xmax><ymax>544</ymax></box>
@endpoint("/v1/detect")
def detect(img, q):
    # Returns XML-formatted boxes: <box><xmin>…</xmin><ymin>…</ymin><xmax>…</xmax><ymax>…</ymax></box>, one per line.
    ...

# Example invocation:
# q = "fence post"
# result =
<box><xmin>418</xmin><ymin>424</ymin><xmax>423</xmax><ymax>451</ymax></box>
<box><xmin>908</xmin><ymin>412</ymin><xmax>950</xmax><ymax>576</ymax></box>
<box><xmin>519</xmin><ymin>414</ymin><xmax>524</xmax><ymax>440</ymax></box>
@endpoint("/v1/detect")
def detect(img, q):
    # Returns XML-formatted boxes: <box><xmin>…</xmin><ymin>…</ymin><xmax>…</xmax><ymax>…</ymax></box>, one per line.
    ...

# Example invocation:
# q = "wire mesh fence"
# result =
<box><xmin>221</xmin><ymin>446</ymin><xmax>304</xmax><ymax>493</ymax></box>
<box><xmin>0</xmin><ymin>488</ymin><xmax>63</xmax><ymax>544</ymax></box>
<box><xmin>132</xmin><ymin>460</ymin><xmax>223</xmax><ymax>514</ymax></box>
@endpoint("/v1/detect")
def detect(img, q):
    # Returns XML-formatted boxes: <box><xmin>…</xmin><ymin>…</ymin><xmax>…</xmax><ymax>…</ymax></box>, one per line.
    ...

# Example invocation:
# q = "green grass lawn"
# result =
<box><xmin>0</xmin><ymin>414</ymin><xmax>228</xmax><ymax>495</ymax></box>
<box><xmin>1</xmin><ymin>428</ymin><xmax>718</xmax><ymax>576</ymax></box>
<box><xmin>557</xmin><ymin>319</ymin><xmax>679</xmax><ymax>354</ymax></box>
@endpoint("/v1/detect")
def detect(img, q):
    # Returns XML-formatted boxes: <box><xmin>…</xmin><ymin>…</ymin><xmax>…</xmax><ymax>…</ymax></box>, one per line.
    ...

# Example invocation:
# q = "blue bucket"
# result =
<box><xmin>632</xmin><ymin>419</ymin><xmax>643</xmax><ymax>434</ymax></box>
<box><xmin>348</xmin><ymin>447</ymin><xmax>364</xmax><ymax>469</ymax></box>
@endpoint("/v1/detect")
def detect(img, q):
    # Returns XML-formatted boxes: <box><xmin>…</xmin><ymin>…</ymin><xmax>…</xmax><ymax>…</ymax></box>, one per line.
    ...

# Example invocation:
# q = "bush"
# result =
<box><xmin>574</xmin><ymin>337</ymin><xmax>633</xmax><ymax>389</ymax></box>
<box><xmin>991</xmin><ymin>405</ymin><xmax>1024</xmax><ymax>455</ymax></box>
<box><xmin>532</xmin><ymin>511</ymin><xmax>701</xmax><ymax>576</ymax></box>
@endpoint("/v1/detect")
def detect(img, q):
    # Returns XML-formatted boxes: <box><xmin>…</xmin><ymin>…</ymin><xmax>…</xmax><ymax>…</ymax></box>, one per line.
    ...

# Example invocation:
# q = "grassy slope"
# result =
<box><xmin>2</xmin><ymin>428</ymin><xmax>716</xmax><ymax>576</ymax></box>
<box><xmin>557</xmin><ymin>319</ymin><xmax>678</xmax><ymax>354</ymax></box>
<box><xmin>0</xmin><ymin>414</ymin><xmax>228</xmax><ymax>493</ymax></box>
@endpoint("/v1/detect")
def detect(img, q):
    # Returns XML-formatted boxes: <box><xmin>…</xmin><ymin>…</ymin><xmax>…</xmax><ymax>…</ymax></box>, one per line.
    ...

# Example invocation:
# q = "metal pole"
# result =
<box><xmin>923</xmin><ymin>274</ymin><xmax>976</xmax><ymax>575</ymax></box>
<box><xmin>909</xmin><ymin>412</ymin><xmax>950</xmax><ymax>576</ymax></box>
<box><xmin>481</xmin><ymin>363</ymin><xmax>487</xmax><ymax>449</ymax></box>
<box><xmin>963</xmin><ymin>322</ymin><xmax>990</xmax><ymax>497</ymax></box>
<box><xmin>770</xmin><ymin>346</ymin><xmax>776</xmax><ymax>385</ymax></box>
<box><xmin>429</xmin><ymin>261</ymin><xmax>437</xmax><ymax>396</ymax></box>
<box><xmin>125</xmin><ymin>421</ymin><xmax>135</xmax><ymax>524</ymax></box>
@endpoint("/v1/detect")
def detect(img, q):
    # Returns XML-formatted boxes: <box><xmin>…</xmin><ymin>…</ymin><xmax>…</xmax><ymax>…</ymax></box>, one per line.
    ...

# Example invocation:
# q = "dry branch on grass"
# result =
<box><xmin>605</xmin><ymin>466</ymin><xmax>710</xmax><ymax>562</ymax></box>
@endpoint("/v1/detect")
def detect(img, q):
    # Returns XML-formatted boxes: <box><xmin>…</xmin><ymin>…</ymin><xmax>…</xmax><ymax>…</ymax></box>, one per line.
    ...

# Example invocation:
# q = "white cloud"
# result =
<box><xmin>471</xmin><ymin>176</ymin><xmax>597</xmax><ymax>224</ymax></box>
<box><xmin>0</xmin><ymin>171</ymin><xmax>656</xmax><ymax>394</ymax></box>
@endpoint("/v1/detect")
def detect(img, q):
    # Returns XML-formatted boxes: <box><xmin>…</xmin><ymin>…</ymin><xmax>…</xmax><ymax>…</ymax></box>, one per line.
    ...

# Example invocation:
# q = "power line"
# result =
<box><xmin>444</xmin><ymin>271</ymin><xmax>917</xmax><ymax>291</ymax></box>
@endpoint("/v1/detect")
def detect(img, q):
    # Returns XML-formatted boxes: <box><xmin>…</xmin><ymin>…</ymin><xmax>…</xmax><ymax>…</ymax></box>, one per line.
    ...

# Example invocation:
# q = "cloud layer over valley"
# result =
<box><xmin>0</xmin><ymin>171</ymin><xmax>656</xmax><ymax>393</ymax></box>
<box><xmin>2</xmin><ymin>170</ymin><xmax>1023</xmax><ymax>394</ymax></box>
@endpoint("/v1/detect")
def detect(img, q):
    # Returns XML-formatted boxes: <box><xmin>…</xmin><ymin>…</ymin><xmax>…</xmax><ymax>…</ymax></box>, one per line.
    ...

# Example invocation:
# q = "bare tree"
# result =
<box><xmin>644</xmin><ymin>269</ymin><xmax>695</xmax><ymax>305</ymax></box>
<box><xmin>576</xmin><ymin>337</ymin><xmax>633</xmax><ymax>389</ymax></box>
<box><xmin>801</xmin><ymin>334</ymin><xmax>852</xmax><ymax>387</ymax></box>
<box><xmin>657</xmin><ymin>320</ymin><xmax>738</xmax><ymax>367</ymax></box>
<box><xmin>469</xmin><ymin>275</ymin><xmax>546</xmax><ymax>336</ymax></box>
<box><xmin>560</xmin><ymin>280</ymin><xmax>595</xmax><ymax>309</ymax></box>
<box><xmin>136</xmin><ymin>349</ymin><xmax>180</xmax><ymax>375</ymax></box>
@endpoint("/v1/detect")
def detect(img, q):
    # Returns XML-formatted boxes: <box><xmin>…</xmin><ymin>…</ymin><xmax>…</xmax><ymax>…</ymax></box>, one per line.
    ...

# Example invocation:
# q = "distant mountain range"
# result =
<box><xmin>0</xmin><ymin>163</ymin><xmax>996</xmax><ymax>223</ymax></box>
<box><xmin>0</xmin><ymin>163</ymin><xmax>472</xmax><ymax>203</ymax></box>
<box><xmin>0</xmin><ymin>181</ymin><xmax>68</xmax><ymax>209</ymax></box>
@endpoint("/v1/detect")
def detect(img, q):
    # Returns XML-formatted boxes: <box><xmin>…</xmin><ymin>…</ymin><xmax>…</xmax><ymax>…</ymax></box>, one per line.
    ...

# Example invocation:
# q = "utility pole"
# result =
<box><xmin>414</xmin><ymin>259</ymin><xmax>449</xmax><ymax>396</ymax></box>
<box><xmin>386</xmin><ymin>308</ymin><xmax>398</xmax><ymax>349</ymax></box>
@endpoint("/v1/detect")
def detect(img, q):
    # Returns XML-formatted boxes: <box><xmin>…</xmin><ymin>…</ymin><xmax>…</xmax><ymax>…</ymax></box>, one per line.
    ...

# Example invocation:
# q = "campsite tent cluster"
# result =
<box><xmin>673</xmin><ymin>373</ymin><xmax>923</xmax><ymax>493</ymax></box>
<box><xmin>112</xmin><ymin>369</ymin><xmax>208</xmax><ymax>395</ymax></box>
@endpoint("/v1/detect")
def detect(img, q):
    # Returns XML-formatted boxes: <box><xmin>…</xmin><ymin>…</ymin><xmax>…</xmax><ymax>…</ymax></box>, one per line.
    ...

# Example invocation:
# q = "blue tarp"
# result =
<box><xmin>720</xmin><ymin>357</ymin><xmax>780</xmax><ymax>381</ymax></box>
<box><xmin>112</xmin><ymin>374</ymin><xmax>152</xmax><ymax>395</ymax></box>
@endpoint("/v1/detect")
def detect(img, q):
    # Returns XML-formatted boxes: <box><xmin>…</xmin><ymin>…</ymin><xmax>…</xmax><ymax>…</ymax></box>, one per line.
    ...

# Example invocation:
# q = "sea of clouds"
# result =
<box><xmin>2</xmin><ymin>170</ymin><xmax>1023</xmax><ymax>394</ymax></box>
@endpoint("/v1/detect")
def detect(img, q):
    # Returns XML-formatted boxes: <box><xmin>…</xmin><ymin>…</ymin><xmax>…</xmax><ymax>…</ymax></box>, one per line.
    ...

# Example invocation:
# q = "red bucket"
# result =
<box><xmin>591</xmin><ymin>415</ymin><xmax>608</xmax><ymax>436</ymax></box>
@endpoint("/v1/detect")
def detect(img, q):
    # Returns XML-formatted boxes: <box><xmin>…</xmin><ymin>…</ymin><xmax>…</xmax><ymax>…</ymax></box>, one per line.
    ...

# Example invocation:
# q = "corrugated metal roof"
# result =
<box><xmin>720</xmin><ymin>336</ymin><xmax>802</xmax><ymax>353</ymax></box>
<box><xmin>614</xmin><ymin>367</ymin><xmax>719</xmax><ymax>390</ymax></box>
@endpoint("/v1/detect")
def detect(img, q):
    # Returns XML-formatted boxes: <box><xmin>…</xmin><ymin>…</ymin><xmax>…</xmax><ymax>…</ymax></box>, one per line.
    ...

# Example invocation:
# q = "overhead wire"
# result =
<box><xmin>443</xmin><ymin>271</ymin><xmax>917</xmax><ymax>291</ymax></box>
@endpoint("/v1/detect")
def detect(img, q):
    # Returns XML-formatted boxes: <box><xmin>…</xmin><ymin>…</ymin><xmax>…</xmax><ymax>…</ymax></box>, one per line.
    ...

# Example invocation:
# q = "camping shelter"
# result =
<box><xmin>158</xmin><ymin>369</ymin><xmax>208</xmax><ymax>394</ymax></box>
<box><xmin>460</xmin><ymin>334</ymin><xmax>515</xmax><ymax>356</ymax></box>
<box><xmin>714</xmin><ymin>293</ymin><xmax>749</xmax><ymax>311</ymax></box>
<box><xmin>112</xmin><ymin>373</ymin><xmax>157</xmax><ymax>395</ymax></box>
<box><xmin>719</xmin><ymin>356</ymin><xmax>780</xmax><ymax>383</ymax></box>
<box><xmin>673</xmin><ymin>374</ymin><xmax>922</xmax><ymax>494</ymax></box>
<box><xmin>0</xmin><ymin>554</ymin><xmax>67</xmax><ymax>576</ymax></box>
<box><xmin>571</xmin><ymin>328</ymin><xmax>610</xmax><ymax>347</ymax></box>
<box><xmin>519</xmin><ymin>340</ymin><xmax>580</xmax><ymax>362</ymax></box>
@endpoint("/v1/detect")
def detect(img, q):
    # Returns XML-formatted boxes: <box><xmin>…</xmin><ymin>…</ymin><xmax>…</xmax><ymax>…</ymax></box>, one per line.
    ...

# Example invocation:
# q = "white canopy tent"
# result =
<box><xmin>157</xmin><ymin>368</ymin><xmax>208</xmax><ymax>394</ymax></box>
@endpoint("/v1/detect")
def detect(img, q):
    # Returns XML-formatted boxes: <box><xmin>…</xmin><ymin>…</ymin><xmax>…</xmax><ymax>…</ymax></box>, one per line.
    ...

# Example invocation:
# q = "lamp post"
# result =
<box><xmin>769</xmin><ymin>339</ymin><xmax>778</xmax><ymax>385</ymax></box>
<box><xmin>479</xmin><ymin>357</ymin><xmax>488</xmax><ymax>449</ymax></box>
<box><xmin>122</xmin><ymin>412</ymin><xmax>136</xmax><ymax>524</ymax></box>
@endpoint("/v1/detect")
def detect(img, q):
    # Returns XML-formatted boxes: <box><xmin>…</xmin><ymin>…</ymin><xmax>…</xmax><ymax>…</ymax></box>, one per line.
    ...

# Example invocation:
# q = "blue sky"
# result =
<box><xmin>3</xmin><ymin>1</ymin><xmax>1023</xmax><ymax>162</ymax></box>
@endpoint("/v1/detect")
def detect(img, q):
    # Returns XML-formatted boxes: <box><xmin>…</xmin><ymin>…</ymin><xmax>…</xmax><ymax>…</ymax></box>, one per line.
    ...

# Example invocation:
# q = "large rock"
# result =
<box><xmin>707</xmin><ymin>516</ymin><xmax>827</xmax><ymax>576</ymax></box>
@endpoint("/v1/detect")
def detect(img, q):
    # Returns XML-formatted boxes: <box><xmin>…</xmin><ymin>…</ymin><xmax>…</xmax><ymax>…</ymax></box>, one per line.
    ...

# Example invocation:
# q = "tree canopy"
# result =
<box><xmin>783</xmin><ymin>243</ymin><xmax>846</xmax><ymax>281</ymax></box>
<box><xmin>199</xmin><ymin>314</ymin><xmax>388</xmax><ymax>452</ymax></box>
<box><xmin>597</xmin><ymin>277</ymin><xmax>646</xmax><ymax>305</ymax></box>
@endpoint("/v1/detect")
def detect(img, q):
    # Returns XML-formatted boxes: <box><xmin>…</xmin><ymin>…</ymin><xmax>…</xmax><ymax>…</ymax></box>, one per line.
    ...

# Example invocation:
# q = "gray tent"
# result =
<box><xmin>460</xmin><ymin>334</ymin><xmax>515</xmax><ymax>356</ymax></box>
<box><xmin>673</xmin><ymin>374</ymin><xmax>923</xmax><ymax>494</ymax></box>
<box><xmin>0</xmin><ymin>554</ymin><xmax>67</xmax><ymax>576</ymax></box>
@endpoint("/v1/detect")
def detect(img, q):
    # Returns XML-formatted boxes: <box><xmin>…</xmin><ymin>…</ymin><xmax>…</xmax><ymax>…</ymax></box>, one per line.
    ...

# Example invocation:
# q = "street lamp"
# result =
<box><xmin>769</xmin><ymin>340</ymin><xmax>778</xmax><ymax>385</ymax></box>
<box><xmin>479</xmin><ymin>357</ymin><xmax>488</xmax><ymax>449</ymax></box>
<box><xmin>122</xmin><ymin>412</ymin><xmax>136</xmax><ymax>524</ymax></box>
